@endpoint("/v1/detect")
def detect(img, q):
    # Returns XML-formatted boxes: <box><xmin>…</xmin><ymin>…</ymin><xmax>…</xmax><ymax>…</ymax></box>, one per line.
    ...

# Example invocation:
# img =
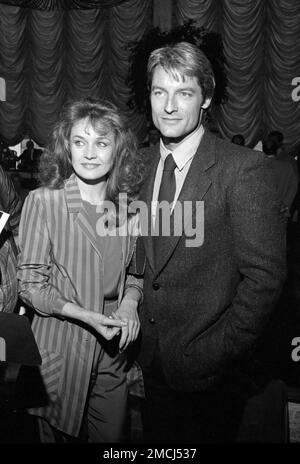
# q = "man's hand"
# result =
<box><xmin>113</xmin><ymin>297</ymin><xmax>140</xmax><ymax>352</ymax></box>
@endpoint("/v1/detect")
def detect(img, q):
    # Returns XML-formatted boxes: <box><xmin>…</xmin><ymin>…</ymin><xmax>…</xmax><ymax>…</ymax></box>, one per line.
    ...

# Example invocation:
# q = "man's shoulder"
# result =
<box><xmin>140</xmin><ymin>144</ymin><xmax>159</xmax><ymax>158</ymax></box>
<box><xmin>139</xmin><ymin>144</ymin><xmax>160</xmax><ymax>173</ymax></box>
<box><xmin>211</xmin><ymin>133</ymin><xmax>267</xmax><ymax>168</ymax></box>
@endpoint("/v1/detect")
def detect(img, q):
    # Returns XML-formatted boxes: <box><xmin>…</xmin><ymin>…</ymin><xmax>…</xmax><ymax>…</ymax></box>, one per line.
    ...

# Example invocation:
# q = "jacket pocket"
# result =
<box><xmin>39</xmin><ymin>349</ymin><xmax>64</xmax><ymax>401</ymax></box>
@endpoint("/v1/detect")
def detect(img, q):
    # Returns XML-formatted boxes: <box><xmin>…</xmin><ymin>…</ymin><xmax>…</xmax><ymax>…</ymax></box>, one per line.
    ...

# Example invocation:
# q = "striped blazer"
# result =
<box><xmin>17</xmin><ymin>174</ymin><xmax>141</xmax><ymax>436</ymax></box>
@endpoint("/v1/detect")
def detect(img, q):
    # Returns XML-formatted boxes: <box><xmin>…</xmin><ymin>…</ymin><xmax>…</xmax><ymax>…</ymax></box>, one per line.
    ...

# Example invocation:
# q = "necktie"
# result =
<box><xmin>153</xmin><ymin>154</ymin><xmax>177</xmax><ymax>259</ymax></box>
<box><xmin>158</xmin><ymin>153</ymin><xmax>177</xmax><ymax>204</ymax></box>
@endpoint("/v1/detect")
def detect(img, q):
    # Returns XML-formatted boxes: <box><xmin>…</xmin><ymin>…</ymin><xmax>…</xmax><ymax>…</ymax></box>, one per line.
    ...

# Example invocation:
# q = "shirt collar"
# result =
<box><xmin>160</xmin><ymin>124</ymin><xmax>205</xmax><ymax>171</ymax></box>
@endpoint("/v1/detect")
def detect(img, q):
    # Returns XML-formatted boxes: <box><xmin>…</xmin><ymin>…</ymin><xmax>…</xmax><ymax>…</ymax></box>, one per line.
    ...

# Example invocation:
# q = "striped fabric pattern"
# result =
<box><xmin>17</xmin><ymin>174</ymin><xmax>140</xmax><ymax>436</ymax></box>
<box><xmin>0</xmin><ymin>233</ymin><xmax>18</xmax><ymax>312</ymax></box>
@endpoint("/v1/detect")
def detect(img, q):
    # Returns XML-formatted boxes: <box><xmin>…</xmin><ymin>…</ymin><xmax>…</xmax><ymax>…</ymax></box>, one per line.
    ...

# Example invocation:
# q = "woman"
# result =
<box><xmin>17</xmin><ymin>98</ymin><xmax>144</xmax><ymax>443</ymax></box>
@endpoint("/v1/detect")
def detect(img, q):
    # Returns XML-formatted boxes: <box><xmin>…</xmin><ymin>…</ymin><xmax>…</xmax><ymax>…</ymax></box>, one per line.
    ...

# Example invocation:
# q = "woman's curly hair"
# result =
<box><xmin>39</xmin><ymin>98</ymin><xmax>145</xmax><ymax>209</ymax></box>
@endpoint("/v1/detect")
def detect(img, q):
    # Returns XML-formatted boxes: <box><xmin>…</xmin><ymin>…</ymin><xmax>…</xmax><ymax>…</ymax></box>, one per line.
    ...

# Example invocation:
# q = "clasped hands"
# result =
<box><xmin>62</xmin><ymin>296</ymin><xmax>140</xmax><ymax>352</ymax></box>
<box><xmin>110</xmin><ymin>298</ymin><xmax>140</xmax><ymax>352</ymax></box>
<box><xmin>86</xmin><ymin>298</ymin><xmax>140</xmax><ymax>352</ymax></box>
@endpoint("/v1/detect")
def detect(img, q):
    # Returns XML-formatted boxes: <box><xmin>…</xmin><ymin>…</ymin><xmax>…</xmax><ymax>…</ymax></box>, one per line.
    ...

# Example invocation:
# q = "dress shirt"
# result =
<box><xmin>152</xmin><ymin>124</ymin><xmax>205</xmax><ymax>224</ymax></box>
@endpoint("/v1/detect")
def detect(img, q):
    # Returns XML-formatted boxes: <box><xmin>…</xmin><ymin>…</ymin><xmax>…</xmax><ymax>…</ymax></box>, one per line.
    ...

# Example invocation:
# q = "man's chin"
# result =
<box><xmin>161</xmin><ymin>133</ymin><xmax>187</xmax><ymax>146</ymax></box>
<box><xmin>160</xmin><ymin>124</ymin><xmax>200</xmax><ymax>146</ymax></box>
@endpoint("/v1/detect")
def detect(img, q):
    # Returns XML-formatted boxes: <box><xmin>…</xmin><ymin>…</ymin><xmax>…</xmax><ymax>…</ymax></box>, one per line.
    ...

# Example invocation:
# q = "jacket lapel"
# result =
<box><xmin>65</xmin><ymin>174</ymin><xmax>102</xmax><ymax>260</ymax></box>
<box><xmin>154</xmin><ymin>130</ymin><xmax>216</xmax><ymax>275</ymax></box>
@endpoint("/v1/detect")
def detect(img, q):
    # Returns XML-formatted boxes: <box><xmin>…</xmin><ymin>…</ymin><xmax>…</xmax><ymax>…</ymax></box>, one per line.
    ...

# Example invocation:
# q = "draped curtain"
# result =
<box><xmin>175</xmin><ymin>0</ymin><xmax>300</xmax><ymax>147</ymax></box>
<box><xmin>0</xmin><ymin>0</ymin><xmax>130</xmax><ymax>8</ymax></box>
<box><xmin>0</xmin><ymin>0</ymin><xmax>300</xmax><ymax>148</ymax></box>
<box><xmin>0</xmin><ymin>0</ymin><xmax>150</xmax><ymax>145</ymax></box>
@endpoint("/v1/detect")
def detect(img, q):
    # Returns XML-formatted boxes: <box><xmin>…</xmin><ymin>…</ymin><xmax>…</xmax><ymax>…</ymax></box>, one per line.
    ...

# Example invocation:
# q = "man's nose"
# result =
<box><xmin>164</xmin><ymin>94</ymin><xmax>178</xmax><ymax>113</ymax></box>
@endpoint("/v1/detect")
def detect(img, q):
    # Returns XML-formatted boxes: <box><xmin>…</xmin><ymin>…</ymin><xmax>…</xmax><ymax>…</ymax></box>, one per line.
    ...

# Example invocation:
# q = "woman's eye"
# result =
<box><xmin>97</xmin><ymin>141</ymin><xmax>108</xmax><ymax>147</ymax></box>
<box><xmin>181</xmin><ymin>92</ymin><xmax>191</xmax><ymax>97</ymax></box>
<box><xmin>74</xmin><ymin>140</ymin><xmax>84</xmax><ymax>146</ymax></box>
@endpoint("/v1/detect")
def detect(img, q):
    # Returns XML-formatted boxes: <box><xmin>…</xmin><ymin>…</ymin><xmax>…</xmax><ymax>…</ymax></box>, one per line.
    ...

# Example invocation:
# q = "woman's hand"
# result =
<box><xmin>113</xmin><ymin>293</ymin><xmax>141</xmax><ymax>352</ymax></box>
<box><xmin>86</xmin><ymin>312</ymin><xmax>127</xmax><ymax>340</ymax></box>
<box><xmin>61</xmin><ymin>302</ymin><xmax>127</xmax><ymax>340</ymax></box>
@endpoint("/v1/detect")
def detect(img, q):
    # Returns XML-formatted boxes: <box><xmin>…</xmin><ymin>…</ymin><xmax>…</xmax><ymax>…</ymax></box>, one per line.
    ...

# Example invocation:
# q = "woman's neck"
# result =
<box><xmin>76</xmin><ymin>176</ymin><xmax>107</xmax><ymax>205</ymax></box>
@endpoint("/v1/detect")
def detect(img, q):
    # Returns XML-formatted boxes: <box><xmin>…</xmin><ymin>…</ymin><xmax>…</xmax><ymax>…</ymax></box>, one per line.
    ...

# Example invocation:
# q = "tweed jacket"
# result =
<box><xmin>137</xmin><ymin>130</ymin><xmax>286</xmax><ymax>392</ymax></box>
<box><xmin>17</xmin><ymin>174</ymin><xmax>140</xmax><ymax>436</ymax></box>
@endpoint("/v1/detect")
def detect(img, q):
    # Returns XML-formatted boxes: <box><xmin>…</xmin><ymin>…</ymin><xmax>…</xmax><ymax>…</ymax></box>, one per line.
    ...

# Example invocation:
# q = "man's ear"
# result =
<box><xmin>201</xmin><ymin>97</ymin><xmax>212</xmax><ymax>110</ymax></box>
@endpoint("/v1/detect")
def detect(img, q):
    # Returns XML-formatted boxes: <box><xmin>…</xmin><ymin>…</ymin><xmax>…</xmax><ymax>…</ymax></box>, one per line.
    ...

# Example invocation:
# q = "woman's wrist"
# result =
<box><xmin>61</xmin><ymin>301</ymin><xmax>89</xmax><ymax>324</ymax></box>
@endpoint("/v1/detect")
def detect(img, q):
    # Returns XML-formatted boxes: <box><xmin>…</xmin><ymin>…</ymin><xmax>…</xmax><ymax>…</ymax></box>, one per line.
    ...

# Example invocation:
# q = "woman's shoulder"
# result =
<box><xmin>26</xmin><ymin>185</ymin><xmax>65</xmax><ymax>204</ymax></box>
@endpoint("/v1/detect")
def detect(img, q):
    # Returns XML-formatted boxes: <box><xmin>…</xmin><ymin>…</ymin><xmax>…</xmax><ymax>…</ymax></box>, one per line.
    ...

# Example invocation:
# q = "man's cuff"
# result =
<box><xmin>124</xmin><ymin>284</ymin><xmax>144</xmax><ymax>306</ymax></box>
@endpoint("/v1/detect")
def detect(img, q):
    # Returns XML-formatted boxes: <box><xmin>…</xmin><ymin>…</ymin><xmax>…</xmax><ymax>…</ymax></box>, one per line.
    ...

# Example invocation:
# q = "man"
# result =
<box><xmin>134</xmin><ymin>42</ymin><xmax>286</xmax><ymax>443</ymax></box>
<box><xmin>263</xmin><ymin>131</ymin><xmax>298</xmax><ymax>216</ymax></box>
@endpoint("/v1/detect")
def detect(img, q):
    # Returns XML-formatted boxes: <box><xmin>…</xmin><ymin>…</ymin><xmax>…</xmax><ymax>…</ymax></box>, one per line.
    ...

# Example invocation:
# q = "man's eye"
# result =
<box><xmin>181</xmin><ymin>92</ymin><xmax>192</xmax><ymax>97</ymax></box>
<box><xmin>153</xmin><ymin>90</ymin><xmax>163</xmax><ymax>96</ymax></box>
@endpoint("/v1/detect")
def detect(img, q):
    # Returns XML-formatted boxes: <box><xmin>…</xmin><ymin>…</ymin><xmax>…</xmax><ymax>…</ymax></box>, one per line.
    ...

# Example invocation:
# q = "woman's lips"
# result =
<box><xmin>81</xmin><ymin>163</ymin><xmax>100</xmax><ymax>169</ymax></box>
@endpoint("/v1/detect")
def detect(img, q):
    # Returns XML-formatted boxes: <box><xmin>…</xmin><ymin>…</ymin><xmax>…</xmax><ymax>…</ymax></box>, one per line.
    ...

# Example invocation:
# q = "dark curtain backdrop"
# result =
<box><xmin>175</xmin><ymin>0</ymin><xmax>300</xmax><ymax>147</ymax></box>
<box><xmin>0</xmin><ymin>0</ymin><xmax>300</xmax><ymax>147</ymax></box>
<box><xmin>0</xmin><ymin>1</ymin><xmax>130</xmax><ymax>9</ymax></box>
<box><xmin>0</xmin><ymin>0</ymin><xmax>151</xmax><ymax>145</ymax></box>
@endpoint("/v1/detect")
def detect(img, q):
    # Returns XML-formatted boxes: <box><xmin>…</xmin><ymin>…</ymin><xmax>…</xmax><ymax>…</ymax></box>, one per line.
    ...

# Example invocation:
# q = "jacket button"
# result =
<box><xmin>152</xmin><ymin>282</ymin><xmax>160</xmax><ymax>290</ymax></box>
<box><xmin>148</xmin><ymin>317</ymin><xmax>155</xmax><ymax>324</ymax></box>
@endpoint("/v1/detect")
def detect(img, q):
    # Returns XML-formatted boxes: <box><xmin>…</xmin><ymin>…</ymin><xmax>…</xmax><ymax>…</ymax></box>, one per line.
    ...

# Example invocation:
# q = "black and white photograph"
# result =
<box><xmin>0</xmin><ymin>0</ymin><xmax>300</xmax><ymax>456</ymax></box>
